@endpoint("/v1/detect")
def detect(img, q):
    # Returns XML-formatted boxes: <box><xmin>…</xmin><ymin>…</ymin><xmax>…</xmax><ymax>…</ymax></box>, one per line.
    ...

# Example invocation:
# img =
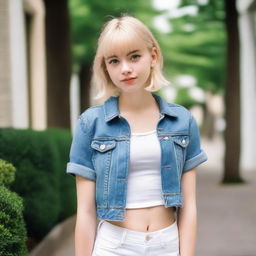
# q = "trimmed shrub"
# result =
<box><xmin>0</xmin><ymin>185</ymin><xmax>27</xmax><ymax>256</ymax></box>
<box><xmin>0</xmin><ymin>159</ymin><xmax>16</xmax><ymax>187</ymax></box>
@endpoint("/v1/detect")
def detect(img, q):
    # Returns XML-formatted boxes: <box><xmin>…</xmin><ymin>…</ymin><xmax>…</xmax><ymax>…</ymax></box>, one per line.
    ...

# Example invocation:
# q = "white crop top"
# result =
<box><xmin>125</xmin><ymin>129</ymin><xmax>165</xmax><ymax>209</ymax></box>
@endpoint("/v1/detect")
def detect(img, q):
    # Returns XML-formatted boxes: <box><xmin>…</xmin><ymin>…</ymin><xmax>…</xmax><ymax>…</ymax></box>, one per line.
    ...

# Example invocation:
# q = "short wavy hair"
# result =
<box><xmin>91</xmin><ymin>14</ymin><xmax>169</xmax><ymax>103</ymax></box>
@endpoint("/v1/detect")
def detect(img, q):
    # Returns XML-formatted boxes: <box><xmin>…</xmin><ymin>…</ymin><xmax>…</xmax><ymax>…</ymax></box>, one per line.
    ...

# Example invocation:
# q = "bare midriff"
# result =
<box><xmin>106</xmin><ymin>205</ymin><xmax>176</xmax><ymax>232</ymax></box>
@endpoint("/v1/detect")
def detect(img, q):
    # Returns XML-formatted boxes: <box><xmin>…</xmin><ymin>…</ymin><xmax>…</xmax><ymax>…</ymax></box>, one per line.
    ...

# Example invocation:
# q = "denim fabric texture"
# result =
<box><xmin>66</xmin><ymin>93</ymin><xmax>208</xmax><ymax>221</ymax></box>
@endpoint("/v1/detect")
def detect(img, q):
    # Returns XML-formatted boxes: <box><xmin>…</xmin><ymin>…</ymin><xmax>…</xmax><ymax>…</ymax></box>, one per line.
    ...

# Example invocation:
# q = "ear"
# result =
<box><xmin>150</xmin><ymin>47</ymin><xmax>158</xmax><ymax>68</ymax></box>
<box><xmin>103</xmin><ymin>62</ymin><xmax>108</xmax><ymax>74</ymax></box>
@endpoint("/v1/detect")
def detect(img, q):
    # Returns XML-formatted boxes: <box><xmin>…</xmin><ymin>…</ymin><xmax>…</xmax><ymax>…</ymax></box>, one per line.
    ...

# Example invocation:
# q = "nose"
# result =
<box><xmin>121</xmin><ymin>61</ymin><xmax>132</xmax><ymax>75</ymax></box>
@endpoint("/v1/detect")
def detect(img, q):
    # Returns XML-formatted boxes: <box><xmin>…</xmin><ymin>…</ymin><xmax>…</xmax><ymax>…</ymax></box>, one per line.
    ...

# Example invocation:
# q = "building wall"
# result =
<box><xmin>0</xmin><ymin>0</ymin><xmax>46</xmax><ymax>130</ymax></box>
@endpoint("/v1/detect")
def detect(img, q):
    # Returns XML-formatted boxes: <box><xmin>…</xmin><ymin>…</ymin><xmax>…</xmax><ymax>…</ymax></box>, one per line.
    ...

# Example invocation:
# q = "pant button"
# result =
<box><xmin>145</xmin><ymin>235</ymin><xmax>152</xmax><ymax>241</ymax></box>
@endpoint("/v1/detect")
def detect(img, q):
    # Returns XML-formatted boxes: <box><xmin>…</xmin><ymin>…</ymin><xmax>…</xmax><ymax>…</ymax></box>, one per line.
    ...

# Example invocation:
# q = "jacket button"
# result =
<box><xmin>100</xmin><ymin>144</ymin><xmax>106</xmax><ymax>150</ymax></box>
<box><xmin>164</xmin><ymin>136</ymin><xmax>169</xmax><ymax>140</ymax></box>
<box><xmin>181</xmin><ymin>139</ymin><xmax>186</xmax><ymax>145</ymax></box>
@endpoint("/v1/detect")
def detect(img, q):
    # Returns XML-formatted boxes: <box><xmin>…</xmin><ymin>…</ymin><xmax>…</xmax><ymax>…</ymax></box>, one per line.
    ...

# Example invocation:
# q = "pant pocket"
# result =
<box><xmin>97</xmin><ymin>235</ymin><xmax>122</xmax><ymax>249</ymax></box>
<box><xmin>162</xmin><ymin>236</ymin><xmax>179</xmax><ymax>254</ymax></box>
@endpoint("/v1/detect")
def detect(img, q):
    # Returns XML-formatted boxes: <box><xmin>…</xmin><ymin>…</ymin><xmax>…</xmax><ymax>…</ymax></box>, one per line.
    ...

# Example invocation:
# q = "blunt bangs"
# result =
<box><xmin>101</xmin><ymin>27</ymin><xmax>152</xmax><ymax>60</ymax></box>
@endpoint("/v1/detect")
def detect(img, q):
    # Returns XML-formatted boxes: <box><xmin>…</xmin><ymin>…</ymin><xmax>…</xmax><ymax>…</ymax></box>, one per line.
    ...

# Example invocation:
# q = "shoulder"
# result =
<box><xmin>166</xmin><ymin>101</ymin><xmax>200</xmax><ymax>132</ymax></box>
<box><xmin>168</xmin><ymin>102</ymin><xmax>191</xmax><ymax>115</ymax></box>
<box><xmin>79</xmin><ymin>103</ymin><xmax>104</xmax><ymax>127</ymax></box>
<box><xmin>158</xmin><ymin>94</ymin><xmax>192</xmax><ymax>120</ymax></box>
<box><xmin>81</xmin><ymin>104</ymin><xmax>103</xmax><ymax>118</ymax></box>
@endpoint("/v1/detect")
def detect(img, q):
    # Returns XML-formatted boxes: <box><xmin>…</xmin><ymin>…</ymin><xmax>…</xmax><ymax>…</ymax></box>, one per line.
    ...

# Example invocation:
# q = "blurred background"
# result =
<box><xmin>0</xmin><ymin>0</ymin><xmax>255</xmax><ymax>255</ymax></box>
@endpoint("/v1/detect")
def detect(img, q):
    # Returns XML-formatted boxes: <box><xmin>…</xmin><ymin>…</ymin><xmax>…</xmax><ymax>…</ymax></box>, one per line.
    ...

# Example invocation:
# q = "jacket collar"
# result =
<box><xmin>103</xmin><ymin>93</ymin><xmax>178</xmax><ymax>122</ymax></box>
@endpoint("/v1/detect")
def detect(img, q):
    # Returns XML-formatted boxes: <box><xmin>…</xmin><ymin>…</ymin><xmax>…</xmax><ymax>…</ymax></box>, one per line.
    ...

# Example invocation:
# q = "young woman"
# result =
<box><xmin>67</xmin><ymin>15</ymin><xmax>207</xmax><ymax>256</ymax></box>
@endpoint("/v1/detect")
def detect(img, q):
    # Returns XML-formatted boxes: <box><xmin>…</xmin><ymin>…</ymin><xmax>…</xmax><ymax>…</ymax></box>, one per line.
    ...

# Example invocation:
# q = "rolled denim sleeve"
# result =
<box><xmin>66</xmin><ymin>115</ymin><xmax>96</xmax><ymax>181</ymax></box>
<box><xmin>183</xmin><ymin>114</ymin><xmax>208</xmax><ymax>173</ymax></box>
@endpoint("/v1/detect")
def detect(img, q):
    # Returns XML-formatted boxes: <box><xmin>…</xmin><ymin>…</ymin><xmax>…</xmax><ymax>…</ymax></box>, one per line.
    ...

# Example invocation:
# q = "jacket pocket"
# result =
<box><xmin>91</xmin><ymin>140</ymin><xmax>116</xmax><ymax>153</ymax></box>
<box><xmin>172</xmin><ymin>135</ymin><xmax>189</xmax><ymax>148</ymax></box>
<box><xmin>171</xmin><ymin>135</ymin><xmax>189</xmax><ymax>173</ymax></box>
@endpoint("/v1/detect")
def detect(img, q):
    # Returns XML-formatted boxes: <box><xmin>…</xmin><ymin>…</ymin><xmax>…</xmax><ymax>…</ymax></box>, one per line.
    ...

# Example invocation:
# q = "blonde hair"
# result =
<box><xmin>91</xmin><ymin>14</ymin><xmax>169</xmax><ymax>103</ymax></box>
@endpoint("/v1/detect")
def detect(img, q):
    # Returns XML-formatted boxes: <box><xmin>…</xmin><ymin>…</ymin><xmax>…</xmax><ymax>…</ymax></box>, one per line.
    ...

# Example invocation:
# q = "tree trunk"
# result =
<box><xmin>222</xmin><ymin>0</ymin><xmax>243</xmax><ymax>183</ymax></box>
<box><xmin>79</xmin><ymin>62</ymin><xmax>92</xmax><ymax>112</ymax></box>
<box><xmin>44</xmin><ymin>0</ymin><xmax>72</xmax><ymax>129</ymax></box>
<box><xmin>201</xmin><ymin>102</ymin><xmax>215</xmax><ymax>140</ymax></box>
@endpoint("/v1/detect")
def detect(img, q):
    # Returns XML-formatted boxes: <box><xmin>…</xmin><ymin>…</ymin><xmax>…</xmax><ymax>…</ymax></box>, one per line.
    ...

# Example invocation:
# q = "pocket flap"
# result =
<box><xmin>91</xmin><ymin>140</ymin><xmax>116</xmax><ymax>152</ymax></box>
<box><xmin>172</xmin><ymin>135</ymin><xmax>189</xmax><ymax>148</ymax></box>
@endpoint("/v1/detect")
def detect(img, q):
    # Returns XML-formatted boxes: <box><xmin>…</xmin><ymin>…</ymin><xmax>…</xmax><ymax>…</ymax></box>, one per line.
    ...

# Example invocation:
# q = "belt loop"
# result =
<box><xmin>120</xmin><ymin>229</ymin><xmax>126</xmax><ymax>245</ymax></box>
<box><xmin>97</xmin><ymin>219</ymin><xmax>104</xmax><ymax>234</ymax></box>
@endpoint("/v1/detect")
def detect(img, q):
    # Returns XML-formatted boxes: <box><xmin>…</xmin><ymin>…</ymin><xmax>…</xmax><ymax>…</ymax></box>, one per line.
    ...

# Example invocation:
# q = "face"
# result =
<box><xmin>104</xmin><ymin>43</ymin><xmax>157</xmax><ymax>94</ymax></box>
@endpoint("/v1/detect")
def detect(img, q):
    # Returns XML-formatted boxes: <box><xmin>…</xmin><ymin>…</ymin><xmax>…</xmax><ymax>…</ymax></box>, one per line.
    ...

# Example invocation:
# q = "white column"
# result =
<box><xmin>0</xmin><ymin>0</ymin><xmax>12</xmax><ymax>127</ymax></box>
<box><xmin>24</xmin><ymin>0</ymin><xmax>46</xmax><ymax>130</ymax></box>
<box><xmin>70</xmin><ymin>73</ymin><xmax>80</xmax><ymax>134</ymax></box>
<box><xmin>9</xmin><ymin>0</ymin><xmax>29</xmax><ymax>128</ymax></box>
<box><xmin>238</xmin><ymin>0</ymin><xmax>256</xmax><ymax>171</ymax></box>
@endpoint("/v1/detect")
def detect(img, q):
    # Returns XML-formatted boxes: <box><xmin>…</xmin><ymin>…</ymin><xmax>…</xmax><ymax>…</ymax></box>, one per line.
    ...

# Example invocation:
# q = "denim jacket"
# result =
<box><xmin>66</xmin><ymin>93</ymin><xmax>207</xmax><ymax>221</ymax></box>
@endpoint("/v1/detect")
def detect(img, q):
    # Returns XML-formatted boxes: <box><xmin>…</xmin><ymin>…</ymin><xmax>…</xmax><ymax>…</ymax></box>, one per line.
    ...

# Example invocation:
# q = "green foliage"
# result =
<box><xmin>0</xmin><ymin>159</ymin><xmax>16</xmax><ymax>187</ymax></box>
<box><xmin>160</xmin><ymin>0</ymin><xmax>226</xmax><ymax>94</ymax></box>
<box><xmin>0</xmin><ymin>185</ymin><xmax>28</xmax><ymax>256</ymax></box>
<box><xmin>0</xmin><ymin>128</ymin><xmax>75</xmax><ymax>241</ymax></box>
<box><xmin>161</xmin><ymin>27</ymin><xmax>226</xmax><ymax>92</ymax></box>
<box><xmin>180</xmin><ymin>0</ymin><xmax>225</xmax><ymax>22</ymax></box>
<box><xmin>175</xmin><ymin>87</ymin><xmax>200</xmax><ymax>109</ymax></box>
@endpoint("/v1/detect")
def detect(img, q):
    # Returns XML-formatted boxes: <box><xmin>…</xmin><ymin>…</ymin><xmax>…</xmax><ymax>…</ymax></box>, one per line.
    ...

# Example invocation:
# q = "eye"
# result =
<box><xmin>108</xmin><ymin>59</ymin><xmax>119</xmax><ymax>64</ymax></box>
<box><xmin>131</xmin><ymin>54</ymin><xmax>141</xmax><ymax>61</ymax></box>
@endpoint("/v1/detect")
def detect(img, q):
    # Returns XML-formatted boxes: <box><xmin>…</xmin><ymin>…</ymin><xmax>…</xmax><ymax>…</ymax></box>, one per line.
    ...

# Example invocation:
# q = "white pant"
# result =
<box><xmin>92</xmin><ymin>219</ymin><xmax>180</xmax><ymax>256</ymax></box>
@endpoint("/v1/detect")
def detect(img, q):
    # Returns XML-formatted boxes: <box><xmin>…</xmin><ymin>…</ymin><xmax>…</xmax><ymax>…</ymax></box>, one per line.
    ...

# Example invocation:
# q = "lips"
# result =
<box><xmin>122</xmin><ymin>77</ymin><xmax>137</xmax><ymax>82</ymax></box>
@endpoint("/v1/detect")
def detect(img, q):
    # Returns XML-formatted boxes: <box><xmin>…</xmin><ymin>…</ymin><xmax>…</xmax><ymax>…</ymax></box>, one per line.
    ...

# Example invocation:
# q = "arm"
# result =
<box><xmin>66</xmin><ymin>115</ymin><xmax>98</xmax><ymax>255</ymax></box>
<box><xmin>177</xmin><ymin>113</ymin><xmax>207</xmax><ymax>255</ymax></box>
<box><xmin>75</xmin><ymin>175</ymin><xmax>97</xmax><ymax>256</ymax></box>
<box><xmin>177</xmin><ymin>168</ymin><xmax>197</xmax><ymax>256</ymax></box>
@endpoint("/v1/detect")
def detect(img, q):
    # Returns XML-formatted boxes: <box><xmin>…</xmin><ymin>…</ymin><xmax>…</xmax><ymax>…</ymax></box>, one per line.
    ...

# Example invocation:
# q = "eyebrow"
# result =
<box><xmin>106</xmin><ymin>49</ymin><xmax>140</xmax><ymax>60</ymax></box>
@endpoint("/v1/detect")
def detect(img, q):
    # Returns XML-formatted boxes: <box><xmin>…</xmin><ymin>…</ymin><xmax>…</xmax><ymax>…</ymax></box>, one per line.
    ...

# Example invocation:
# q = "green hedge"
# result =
<box><xmin>0</xmin><ymin>127</ymin><xmax>76</xmax><ymax>242</ymax></box>
<box><xmin>47</xmin><ymin>128</ymin><xmax>77</xmax><ymax>221</ymax></box>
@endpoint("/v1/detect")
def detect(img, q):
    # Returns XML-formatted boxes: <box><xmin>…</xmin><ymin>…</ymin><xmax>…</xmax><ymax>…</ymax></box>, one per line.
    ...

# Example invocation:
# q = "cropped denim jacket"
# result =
<box><xmin>66</xmin><ymin>93</ymin><xmax>207</xmax><ymax>221</ymax></box>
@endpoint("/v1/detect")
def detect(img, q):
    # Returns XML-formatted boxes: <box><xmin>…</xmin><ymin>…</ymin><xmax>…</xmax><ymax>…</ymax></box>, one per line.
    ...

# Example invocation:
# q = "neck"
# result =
<box><xmin>118</xmin><ymin>91</ymin><xmax>156</xmax><ymax>112</ymax></box>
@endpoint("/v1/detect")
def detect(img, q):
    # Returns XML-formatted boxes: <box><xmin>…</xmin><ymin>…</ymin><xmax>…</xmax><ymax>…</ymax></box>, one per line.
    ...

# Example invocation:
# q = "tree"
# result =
<box><xmin>44</xmin><ymin>0</ymin><xmax>72</xmax><ymax>129</ymax></box>
<box><xmin>222</xmin><ymin>0</ymin><xmax>243</xmax><ymax>183</ymax></box>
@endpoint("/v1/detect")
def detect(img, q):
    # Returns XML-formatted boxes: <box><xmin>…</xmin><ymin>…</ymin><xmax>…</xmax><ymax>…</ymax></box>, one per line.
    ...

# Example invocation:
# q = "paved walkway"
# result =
<box><xmin>196</xmin><ymin>167</ymin><xmax>256</xmax><ymax>255</ymax></box>
<box><xmin>30</xmin><ymin>136</ymin><xmax>256</xmax><ymax>256</ymax></box>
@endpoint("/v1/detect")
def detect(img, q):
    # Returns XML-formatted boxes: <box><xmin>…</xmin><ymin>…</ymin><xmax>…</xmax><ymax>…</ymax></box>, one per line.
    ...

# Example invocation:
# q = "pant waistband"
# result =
<box><xmin>97</xmin><ymin>219</ymin><xmax>178</xmax><ymax>246</ymax></box>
